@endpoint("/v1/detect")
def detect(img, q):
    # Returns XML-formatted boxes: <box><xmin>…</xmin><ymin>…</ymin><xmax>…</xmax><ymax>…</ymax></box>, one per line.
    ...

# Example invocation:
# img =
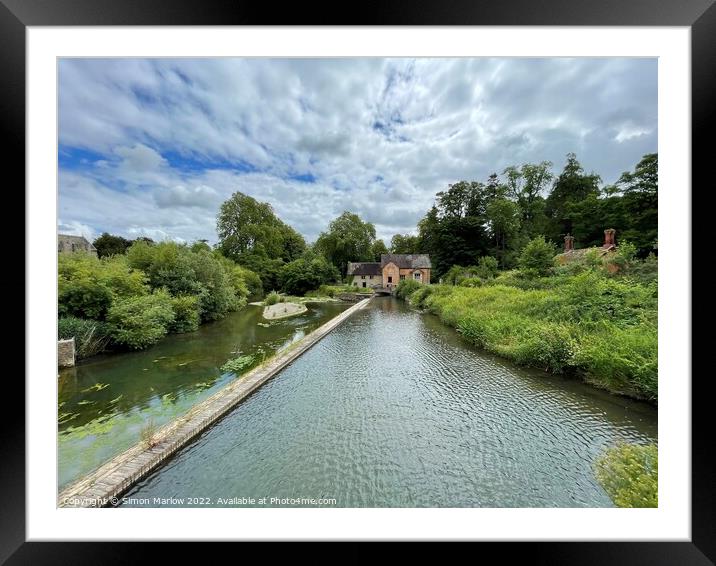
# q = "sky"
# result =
<box><xmin>58</xmin><ymin>57</ymin><xmax>657</xmax><ymax>245</ymax></box>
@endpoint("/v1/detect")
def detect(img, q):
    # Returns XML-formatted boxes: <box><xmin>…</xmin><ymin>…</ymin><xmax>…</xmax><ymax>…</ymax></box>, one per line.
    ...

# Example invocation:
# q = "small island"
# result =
<box><xmin>262</xmin><ymin>302</ymin><xmax>307</xmax><ymax>320</ymax></box>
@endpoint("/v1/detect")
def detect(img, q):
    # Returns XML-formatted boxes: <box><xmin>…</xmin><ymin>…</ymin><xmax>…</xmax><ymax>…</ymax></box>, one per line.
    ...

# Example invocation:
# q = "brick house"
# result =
<box><xmin>347</xmin><ymin>254</ymin><xmax>432</xmax><ymax>291</ymax></box>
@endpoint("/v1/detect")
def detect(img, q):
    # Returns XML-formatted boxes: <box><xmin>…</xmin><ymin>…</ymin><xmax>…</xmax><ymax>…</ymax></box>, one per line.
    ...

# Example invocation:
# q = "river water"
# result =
<box><xmin>118</xmin><ymin>297</ymin><xmax>657</xmax><ymax>508</ymax></box>
<box><xmin>58</xmin><ymin>301</ymin><xmax>350</xmax><ymax>489</ymax></box>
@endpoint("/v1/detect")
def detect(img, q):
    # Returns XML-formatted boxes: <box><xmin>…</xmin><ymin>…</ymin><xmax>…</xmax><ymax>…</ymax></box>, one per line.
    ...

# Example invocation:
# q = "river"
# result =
<box><xmin>58</xmin><ymin>301</ymin><xmax>350</xmax><ymax>489</ymax></box>
<box><xmin>117</xmin><ymin>297</ymin><xmax>657</xmax><ymax>508</ymax></box>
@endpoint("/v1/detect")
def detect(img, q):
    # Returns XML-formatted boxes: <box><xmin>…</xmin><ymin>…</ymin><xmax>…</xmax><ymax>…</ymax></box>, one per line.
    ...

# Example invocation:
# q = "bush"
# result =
<box><xmin>279</xmin><ymin>256</ymin><xmax>340</xmax><ymax>296</ymax></box>
<box><xmin>264</xmin><ymin>291</ymin><xmax>282</xmax><ymax>305</ymax></box>
<box><xmin>395</xmin><ymin>279</ymin><xmax>422</xmax><ymax>299</ymax></box>
<box><xmin>409</xmin><ymin>285</ymin><xmax>434</xmax><ymax>308</ymax></box>
<box><xmin>169</xmin><ymin>295</ymin><xmax>201</xmax><ymax>333</ymax></box>
<box><xmin>519</xmin><ymin>236</ymin><xmax>557</xmax><ymax>277</ymax></box>
<box><xmin>595</xmin><ymin>443</ymin><xmax>658</xmax><ymax>507</ymax></box>
<box><xmin>58</xmin><ymin>253</ymin><xmax>148</xmax><ymax>320</ymax></box>
<box><xmin>107</xmin><ymin>290</ymin><xmax>175</xmax><ymax>349</ymax></box>
<box><xmin>459</xmin><ymin>277</ymin><xmax>483</xmax><ymax>288</ymax></box>
<box><xmin>476</xmin><ymin>256</ymin><xmax>499</xmax><ymax>279</ymax></box>
<box><xmin>58</xmin><ymin>316</ymin><xmax>112</xmax><ymax>359</ymax></box>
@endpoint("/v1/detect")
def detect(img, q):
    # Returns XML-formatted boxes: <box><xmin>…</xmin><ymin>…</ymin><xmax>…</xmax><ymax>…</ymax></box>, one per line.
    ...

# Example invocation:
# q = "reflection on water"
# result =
<box><xmin>121</xmin><ymin>298</ymin><xmax>657</xmax><ymax>508</ymax></box>
<box><xmin>58</xmin><ymin>302</ymin><xmax>350</xmax><ymax>489</ymax></box>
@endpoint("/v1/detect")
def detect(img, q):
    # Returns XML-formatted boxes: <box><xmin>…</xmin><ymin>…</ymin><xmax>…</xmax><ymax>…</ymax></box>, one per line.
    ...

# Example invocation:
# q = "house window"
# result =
<box><xmin>387</xmin><ymin>276</ymin><xmax>392</xmax><ymax>283</ymax></box>
<box><xmin>413</xmin><ymin>271</ymin><xmax>422</xmax><ymax>280</ymax></box>
<box><xmin>362</xmin><ymin>282</ymin><xmax>366</xmax><ymax>288</ymax></box>
<box><xmin>361</xmin><ymin>275</ymin><xmax>366</xmax><ymax>279</ymax></box>
<box><xmin>400</xmin><ymin>275</ymin><xmax>405</xmax><ymax>281</ymax></box>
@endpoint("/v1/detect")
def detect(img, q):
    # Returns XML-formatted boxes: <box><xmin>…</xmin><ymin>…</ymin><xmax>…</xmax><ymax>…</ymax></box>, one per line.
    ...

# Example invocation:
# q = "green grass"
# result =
<box><xmin>396</xmin><ymin>270</ymin><xmax>657</xmax><ymax>401</ymax></box>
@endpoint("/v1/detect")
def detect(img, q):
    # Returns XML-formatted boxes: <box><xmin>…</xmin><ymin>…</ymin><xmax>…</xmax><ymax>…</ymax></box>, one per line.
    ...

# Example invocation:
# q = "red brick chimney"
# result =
<box><xmin>564</xmin><ymin>234</ymin><xmax>574</xmax><ymax>252</ymax></box>
<box><xmin>603</xmin><ymin>228</ymin><xmax>616</xmax><ymax>249</ymax></box>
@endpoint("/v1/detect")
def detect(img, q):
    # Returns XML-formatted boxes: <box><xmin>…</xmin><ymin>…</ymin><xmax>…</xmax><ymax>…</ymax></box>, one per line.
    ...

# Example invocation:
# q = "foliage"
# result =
<box><xmin>476</xmin><ymin>256</ymin><xmax>499</xmax><ymax>279</ymax></box>
<box><xmin>595</xmin><ymin>443</ymin><xmax>658</xmax><ymax>507</ymax></box>
<box><xmin>58</xmin><ymin>316</ymin><xmax>112</xmax><ymax>359</ymax></box>
<box><xmin>58</xmin><ymin>253</ymin><xmax>148</xmax><ymax>320</ymax></box>
<box><xmin>390</xmin><ymin>233</ymin><xmax>421</xmax><ymax>254</ymax></box>
<box><xmin>216</xmin><ymin>191</ymin><xmax>306</xmax><ymax>288</ymax></box>
<box><xmin>395</xmin><ymin>279</ymin><xmax>422</xmax><ymax>299</ymax></box>
<box><xmin>169</xmin><ymin>295</ymin><xmax>201</xmax><ymax>333</ymax></box>
<box><xmin>315</xmin><ymin>211</ymin><xmax>377</xmax><ymax>277</ymax></box>
<box><xmin>405</xmin><ymin>272</ymin><xmax>657</xmax><ymax>399</ymax></box>
<box><xmin>127</xmin><ymin>241</ymin><xmax>250</xmax><ymax>322</ymax></box>
<box><xmin>264</xmin><ymin>291</ymin><xmax>283</xmax><ymax>306</ymax></box>
<box><xmin>221</xmin><ymin>354</ymin><xmax>256</xmax><ymax>374</ymax></box>
<box><xmin>279</xmin><ymin>255</ymin><xmax>340</xmax><ymax>296</ymax></box>
<box><xmin>371</xmin><ymin>239</ymin><xmax>389</xmax><ymax>261</ymax></box>
<box><xmin>107</xmin><ymin>290</ymin><xmax>175</xmax><ymax>350</ymax></box>
<box><xmin>92</xmin><ymin>232</ymin><xmax>132</xmax><ymax>258</ymax></box>
<box><xmin>518</xmin><ymin>236</ymin><xmax>556</xmax><ymax>277</ymax></box>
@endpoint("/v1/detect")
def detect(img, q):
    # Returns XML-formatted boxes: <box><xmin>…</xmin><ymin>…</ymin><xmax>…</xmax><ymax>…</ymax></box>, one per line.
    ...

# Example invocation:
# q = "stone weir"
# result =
<box><xmin>58</xmin><ymin>297</ymin><xmax>373</xmax><ymax>508</ymax></box>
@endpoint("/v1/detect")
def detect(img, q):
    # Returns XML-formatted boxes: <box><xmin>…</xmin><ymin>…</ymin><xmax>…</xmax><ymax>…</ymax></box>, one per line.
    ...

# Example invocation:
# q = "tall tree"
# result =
<box><xmin>371</xmin><ymin>239</ymin><xmax>389</xmax><ymax>261</ymax></box>
<box><xmin>613</xmin><ymin>153</ymin><xmax>658</xmax><ymax>255</ymax></box>
<box><xmin>545</xmin><ymin>153</ymin><xmax>601</xmax><ymax>241</ymax></box>
<box><xmin>504</xmin><ymin>161</ymin><xmax>553</xmax><ymax>239</ymax></box>
<box><xmin>216</xmin><ymin>191</ymin><xmax>306</xmax><ymax>288</ymax></box>
<box><xmin>390</xmin><ymin>233</ymin><xmax>421</xmax><ymax>254</ymax></box>
<box><xmin>315</xmin><ymin>212</ymin><xmax>377</xmax><ymax>277</ymax></box>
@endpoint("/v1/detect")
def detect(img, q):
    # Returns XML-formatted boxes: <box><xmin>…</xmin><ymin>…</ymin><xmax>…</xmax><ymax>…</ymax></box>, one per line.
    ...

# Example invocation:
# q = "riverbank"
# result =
<box><xmin>396</xmin><ymin>274</ymin><xmax>657</xmax><ymax>402</ymax></box>
<box><xmin>58</xmin><ymin>297</ymin><xmax>372</xmax><ymax>507</ymax></box>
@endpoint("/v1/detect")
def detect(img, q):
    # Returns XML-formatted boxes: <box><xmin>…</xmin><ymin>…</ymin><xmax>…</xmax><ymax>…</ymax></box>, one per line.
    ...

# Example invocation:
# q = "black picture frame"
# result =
<box><xmin>6</xmin><ymin>0</ymin><xmax>710</xmax><ymax>561</ymax></box>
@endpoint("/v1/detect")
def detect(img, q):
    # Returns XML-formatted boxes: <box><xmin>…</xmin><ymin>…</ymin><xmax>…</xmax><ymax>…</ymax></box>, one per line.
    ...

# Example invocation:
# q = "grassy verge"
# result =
<box><xmin>396</xmin><ymin>269</ymin><xmax>657</xmax><ymax>402</ymax></box>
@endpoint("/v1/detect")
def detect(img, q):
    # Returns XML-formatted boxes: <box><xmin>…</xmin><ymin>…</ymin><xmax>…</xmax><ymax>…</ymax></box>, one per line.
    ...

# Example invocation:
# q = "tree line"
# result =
<box><xmin>212</xmin><ymin>151</ymin><xmax>657</xmax><ymax>283</ymax></box>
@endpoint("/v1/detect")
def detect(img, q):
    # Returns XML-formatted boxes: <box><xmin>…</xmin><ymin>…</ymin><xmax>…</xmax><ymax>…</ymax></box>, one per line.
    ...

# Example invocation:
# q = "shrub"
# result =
<box><xmin>107</xmin><ymin>290</ymin><xmax>175</xmax><ymax>350</ymax></box>
<box><xmin>58</xmin><ymin>253</ymin><xmax>148</xmax><ymax>320</ymax></box>
<box><xmin>519</xmin><ymin>236</ymin><xmax>557</xmax><ymax>277</ymax></box>
<box><xmin>264</xmin><ymin>291</ymin><xmax>282</xmax><ymax>305</ymax></box>
<box><xmin>459</xmin><ymin>277</ymin><xmax>483</xmax><ymax>288</ymax></box>
<box><xmin>409</xmin><ymin>285</ymin><xmax>434</xmax><ymax>308</ymax></box>
<box><xmin>395</xmin><ymin>279</ymin><xmax>422</xmax><ymax>299</ymax></box>
<box><xmin>595</xmin><ymin>443</ymin><xmax>658</xmax><ymax>507</ymax></box>
<box><xmin>169</xmin><ymin>295</ymin><xmax>201</xmax><ymax>333</ymax></box>
<box><xmin>476</xmin><ymin>256</ymin><xmax>499</xmax><ymax>279</ymax></box>
<box><xmin>58</xmin><ymin>316</ymin><xmax>112</xmax><ymax>359</ymax></box>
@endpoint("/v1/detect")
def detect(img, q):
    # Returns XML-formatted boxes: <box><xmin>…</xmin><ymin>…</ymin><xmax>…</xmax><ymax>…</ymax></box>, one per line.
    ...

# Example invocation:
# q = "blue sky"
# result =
<box><xmin>58</xmin><ymin>57</ymin><xmax>657</xmax><ymax>245</ymax></box>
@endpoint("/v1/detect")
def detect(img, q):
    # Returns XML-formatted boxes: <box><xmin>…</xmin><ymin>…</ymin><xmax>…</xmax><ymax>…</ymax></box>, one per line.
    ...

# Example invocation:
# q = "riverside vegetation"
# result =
<box><xmin>396</xmin><ymin>241</ymin><xmax>657</xmax><ymax>402</ymax></box>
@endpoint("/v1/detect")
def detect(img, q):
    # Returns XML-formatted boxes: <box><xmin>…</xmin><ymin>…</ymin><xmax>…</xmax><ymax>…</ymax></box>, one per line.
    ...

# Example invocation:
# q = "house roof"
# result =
<box><xmin>380</xmin><ymin>254</ymin><xmax>431</xmax><ymax>269</ymax></box>
<box><xmin>58</xmin><ymin>234</ymin><xmax>96</xmax><ymax>250</ymax></box>
<box><xmin>347</xmin><ymin>262</ymin><xmax>382</xmax><ymax>276</ymax></box>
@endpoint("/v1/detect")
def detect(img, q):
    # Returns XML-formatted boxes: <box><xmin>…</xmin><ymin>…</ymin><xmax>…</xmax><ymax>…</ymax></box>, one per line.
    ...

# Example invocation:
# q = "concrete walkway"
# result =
<box><xmin>58</xmin><ymin>297</ymin><xmax>372</xmax><ymax>508</ymax></box>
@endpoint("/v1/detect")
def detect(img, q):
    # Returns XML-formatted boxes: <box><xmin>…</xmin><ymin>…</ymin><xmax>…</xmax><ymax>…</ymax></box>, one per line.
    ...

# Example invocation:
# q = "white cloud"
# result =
<box><xmin>58</xmin><ymin>57</ymin><xmax>657</xmax><ymax>245</ymax></box>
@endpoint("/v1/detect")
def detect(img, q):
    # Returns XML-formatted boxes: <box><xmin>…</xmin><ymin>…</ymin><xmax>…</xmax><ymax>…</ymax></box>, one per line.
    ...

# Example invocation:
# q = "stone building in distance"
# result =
<box><xmin>58</xmin><ymin>234</ymin><xmax>97</xmax><ymax>256</ymax></box>
<box><xmin>347</xmin><ymin>254</ymin><xmax>432</xmax><ymax>291</ymax></box>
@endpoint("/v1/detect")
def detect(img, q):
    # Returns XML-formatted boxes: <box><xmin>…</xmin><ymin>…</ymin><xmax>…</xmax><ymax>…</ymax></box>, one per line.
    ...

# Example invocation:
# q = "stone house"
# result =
<box><xmin>347</xmin><ymin>254</ymin><xmax>432</xmax><ymax>291</ymax></box>
<box><xmin>58</xmin><ymin>234</ymin><xmax>98</xmax><ymax>256</ymax></box>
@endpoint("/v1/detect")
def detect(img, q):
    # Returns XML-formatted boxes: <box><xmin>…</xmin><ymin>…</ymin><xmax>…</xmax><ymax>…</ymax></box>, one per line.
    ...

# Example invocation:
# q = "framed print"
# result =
<box><xmin>5</xmin><ymin>0</ymin><xmax>711</xmax><ymax>561</ymax></box>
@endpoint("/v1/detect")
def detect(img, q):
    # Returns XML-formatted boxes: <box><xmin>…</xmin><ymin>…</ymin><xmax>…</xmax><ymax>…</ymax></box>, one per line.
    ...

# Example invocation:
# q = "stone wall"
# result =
<box><xmin>58</xmin><ymin>338</ymin><xmax>75</xmax><ymax>368</ymax></box>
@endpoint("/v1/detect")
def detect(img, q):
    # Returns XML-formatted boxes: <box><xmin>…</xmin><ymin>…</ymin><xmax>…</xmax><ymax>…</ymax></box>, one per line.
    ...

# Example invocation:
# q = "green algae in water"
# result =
<box><xmin>221</xmin><ymin>355</ymin><xmax>255</xmax><ymax>374</ymax></box>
